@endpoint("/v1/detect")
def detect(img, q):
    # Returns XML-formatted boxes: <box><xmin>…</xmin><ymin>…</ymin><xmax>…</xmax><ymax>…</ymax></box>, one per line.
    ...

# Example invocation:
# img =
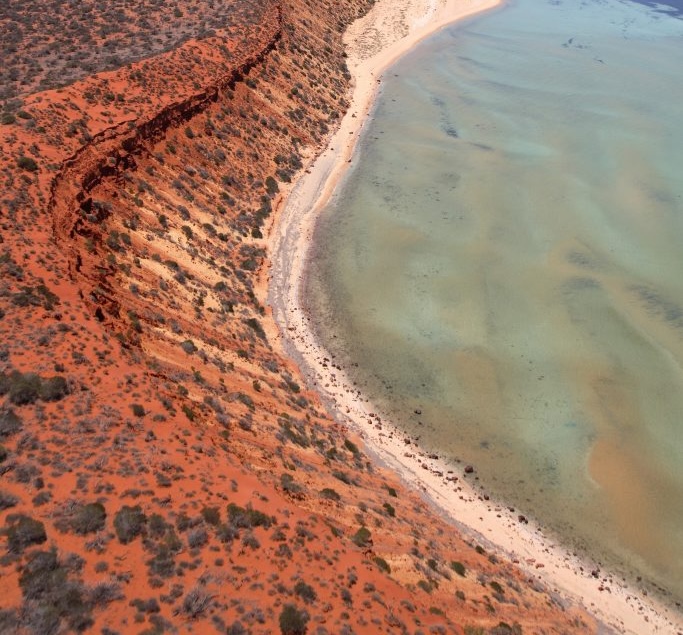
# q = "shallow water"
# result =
<box><xmin>307</xmin><ymin>0</ymin><xmax>683</xmax><ymax>602</ymax></box>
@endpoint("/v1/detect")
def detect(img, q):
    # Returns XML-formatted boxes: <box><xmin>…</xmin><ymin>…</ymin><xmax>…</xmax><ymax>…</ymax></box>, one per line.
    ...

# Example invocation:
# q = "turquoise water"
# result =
<box><xmin>307</xmin><ymin>0</ymin><xmax>683</xmax><ymax>604</ymax></box>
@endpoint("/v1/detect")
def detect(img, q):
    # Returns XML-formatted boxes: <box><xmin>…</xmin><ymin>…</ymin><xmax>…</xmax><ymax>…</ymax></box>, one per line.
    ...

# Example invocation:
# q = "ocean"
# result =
<box><xmin>306</xmin><ymin>0</ymin><xmax>683</xmax><ymax>605</ymax></box>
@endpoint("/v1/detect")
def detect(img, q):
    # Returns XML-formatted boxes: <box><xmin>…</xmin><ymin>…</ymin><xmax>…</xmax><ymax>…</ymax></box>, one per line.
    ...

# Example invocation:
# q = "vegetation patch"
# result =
<box><xmin>0</xmin><ymin>371</ymin><xmax>69</xmax><ymax>406</ymax></box>
<box><xmin>451</xmin><ymin>560</ymin><xmax>467</xmax><ymax>577</ymax></box>
<box><xmin>226</xmin><ymin>503</ymin><xmax>273</xmax><ymax>529</ymax></box>
<box><xmin>279</xmin><ymin>603</ymin><xmax>309</xmax><ymax>635</ymax></box>
<box><xmin>18</xmin><ymin>548</ymin><xmax>98</xmax><ymax>632</ymax></box>
<box><xmin>319</xmin><ymin>487</ymin><xmax>340</xmax><ymax>501</ymax></box>
<box><xmin>3</xmin><ymin>514</ymin><xmax>47</xmax><ymax>553</ymax></box>
<box><xmin>351</xmin><ymin>526</ymin><xmax>371</xmax><ymax>548</ymax></box>
<box><xmin>70</xmin><ymin>503</ymin><xmax>107</xmax><ymax>535</ymax></box>
<box><xmin>114</xmin><ymin>505</ymin><xmax>147</xmax><ymax>544</ymax></box>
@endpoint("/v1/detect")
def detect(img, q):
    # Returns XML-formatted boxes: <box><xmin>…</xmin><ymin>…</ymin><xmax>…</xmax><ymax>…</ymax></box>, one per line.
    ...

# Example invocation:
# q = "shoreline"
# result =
<box><xmin>266</xmin><ymin>0</ymin><xmax>683</xmax><ymax>633</ymax></box>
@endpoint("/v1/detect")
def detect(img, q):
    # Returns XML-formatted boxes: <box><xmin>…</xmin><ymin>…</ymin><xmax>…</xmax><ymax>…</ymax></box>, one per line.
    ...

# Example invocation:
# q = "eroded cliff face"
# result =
<box><xmin>0</xmin><ymin>0</ymin><xmax>596</xmax><ymax>633</ymax></box>
<box><xmin>47</xmin><ymin>3</ymin><xmax>284</xmax><ymax>329</ymax></box>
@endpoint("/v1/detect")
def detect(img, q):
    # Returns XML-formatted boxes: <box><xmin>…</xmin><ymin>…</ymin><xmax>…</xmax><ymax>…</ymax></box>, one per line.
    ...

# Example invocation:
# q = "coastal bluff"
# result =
<box><xmin>1</xmin><ymin>0</ymin><xmax>598</xmax><ymax>632</ymax></box>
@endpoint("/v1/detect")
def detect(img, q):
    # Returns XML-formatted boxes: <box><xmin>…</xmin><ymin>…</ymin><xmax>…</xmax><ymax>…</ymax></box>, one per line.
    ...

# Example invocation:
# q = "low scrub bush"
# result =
<box><xmin>279</xmin><ymin>604</ymin><xmax>308</xmax><ymax>635</ymax></box>
<box><xmin>0</xmin><ymin>409</ymin><xmax>22</xmax><ymax>438</ymax></box>
<box><xmin>114</xmin><ymin>505</ymin><xmax>147</xmax><ymax>544</ymax></box>
<box><xmin>450</xmin><ymin>561</ymin><xmax>466</xmax><ymax>577</ymax></box>
<box><xmin>293</xmin><ymin>580</ymin><xmax>316</xmax><ymax>604</ymax></box>
<box><xmin>319</xmin><ymin>488</ymin><xmax>340</xmax><ymax>501</ymax></box>
<box><xmin>226</xmin><ymin>503</ymin><xmax>273</xmax><ymax>529</ymax></box>
<box><xmin>5</xmin><ymin>515</ymin><xmax>47</xmax><ymax>553</ymax></box>
<box><xmin>70</xmin><ymin>503</ymin><xmax>106</xmax><ymax>535</ymax></box>
<box><xmin>351</xmin><ymin>526</ymin><xmax>371</xmax><ymax>548</ymax></box>
<box><xmin>181</xmin><ymin>587</ymin><xmax>212</xmax><ymax>618</ymax></box>
<box><xmin>0</xmin><ymin>490</ymin><xmax>19</xmax><ymax>510</ymax></box>
<box><xmin>16</xmin><ymin>156</ymin><xmax>38</xmax><ymax>172</ymax></box>
<box><xmin>0</xmin><ymin>372</ymin><xmax>68</xmax><ymax>406</ymax></box>
<box><xmin>19</xmin><ymin>549</ymin><xmax>94</xmax><ymax>631</ymax></box>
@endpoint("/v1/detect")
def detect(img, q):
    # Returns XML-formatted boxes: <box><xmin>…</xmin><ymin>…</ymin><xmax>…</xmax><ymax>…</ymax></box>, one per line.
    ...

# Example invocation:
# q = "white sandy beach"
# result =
<box><xmin>266</xmin><ymin>0</ymin><xmax>683</xmax><ymax>633</ymax></box>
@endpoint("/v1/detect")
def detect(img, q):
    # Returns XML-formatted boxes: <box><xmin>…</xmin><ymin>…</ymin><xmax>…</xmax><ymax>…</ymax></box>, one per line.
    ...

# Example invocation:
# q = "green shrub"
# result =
<box><xmin>351</xmin><ymin>526</ymin><xmax>371</xmax><ymax>548</ymax></box>
<box><xmin>5</xmin><ymin>515</ymin><xmax>47</xmax><ymax>553</ymax></box>
<box><xmin>373</xmin><ymin>556</ymin><xmax>391</xmax><ymax>574</ymax></box>
<box><xmin>114</xmin><ymin>505</ymin><xmax>147</xmax><ymax>544</ymax></box>
<box><xmin>0</xmin><ymin>372</ymin><xmax>68</xmax><ymax>406</ymax></box>
<box><xmin>450</xmin><ymin>561</ymin><xmax>466</xmax><ymax>577</ymax></box>
<box><xmin>0</xmin><ymin>409</ymin><xmax>23</xmax><ymax>438</ymax></box>
<box><xmin>417</xmin><ymin>579</ymin><xmax>433</xmax><ymax>594</ymax></box>
<box><xmin>181</xmin><ymin>340</ymin><xmax>197</xmax><ymax>354</ymax></box>
<box><xmin>227</xmin><ymin>620</ymin><xmax>247</xmax><ymax>635</ymax></box>
<box><xmin>201</xmin><ymin>506</ymin><xmax>221</xmax><ymax>526</ymax></box>
<box><xmin>19</xmin><ymin>550</ymin><xmax>64</xmax><ymax>598</ymax></box>
<box><xmin>279</xmin><ymin>603</ymin><xmax>309</xmax><ymax>635</ymax></box>
<box><xmin>129</xmin><ymin>597</ymin><xmax>160</xmax><ymax>614</ymax></box>
<box><xmin>331</xmin><ymin>470</ymin><xmax>352</xmax><ymax>485</ymax></box>
<box><xmin>265</xmin><ymin>175</ymin><xmax>279</xmax><ymax>196</ymax></box>
<box><xmin>490</xmin><ymin>622</ymin><xmax>522</xmax><ymax>635</ymax></box>
<box><xmin>10</xmin><ymin>284</ymin><xmax>58</xmax><ymax>310</ymax></box>
<box><xmin>226</xmin><ymin>503</ymin><xmax>273</xmax><ymax>529</ymax></box>
<box><xmin>293</xmin><ymin>580</ymin><xmax>317</xmax><ymax>604</ymax></box>
<box><xmin>280</xmin><ymin>473</ymin><xmax>303</xmax><ymax>495</ymax></box>
<box><xmin>490</xmin><ymin>580</ymin><xmax>504</xmax><ymax>595</ymax></box>
<box><xmin>384</xmin><ymin>485</ymin><xmax>398</xmax><ymax>498</ymax></box>
<box><xmin>148</xmin><ymin>513</ymin><xmax>169</xmax><ymax>538</ymax></box>
<box><xmin>0</xmin><ymin>490</ymin><xmax>19</xmax><ymax>510</ymax></box>
<box><xmin>18</xmin><ymin>548</ymin><xmax>94</xmax><ymax>630</ymax></box>
<box><xmin>382</xmin><ymin>502</ymin><xmax>396</xmax><ymax>517</ymax></box>
<box><xmin>88</xmin><ymin>580</ymin><xmax>123</xmax><ymax>607</ymax></box>
<box><xmin>245</xmin><ymin>317</ymin><xmax>266</xmax><ymax>340</ymax></box>
<box><xmin>16</xmin><ymin>156</ymin><xmax>38</xmax><ymax>172</ymax></box>
<box><xmin>39</xmin><ymin>376</ymin><xmax>69</xmax><ymax>401</ymax></box>
<box><xmin>182</xmin><ymin>587</ymin><xmax>212</xmax><ymax>618</ymax></box>
<box><xmin>280</xmin><ymin>420</ymin><xmax>309</xmax><ymax>447</ymax></box>
<box><xmin>147</xmin><ymin>546</ymin><xmax>176</xmax><ymax>578</ymax></box>
<box><xmin>319</xmin><ymin>488</ymin><xmax>340</xmax><ymax>501</ymax></box>
<box><xmin>217</xmin><ymin>523</ymin><xmax>238</xmax><ymax>544</ymax></box>
<box><xmin>7</xmin><ymin>372</ymin><xmax>41</xmax><ymax>405</ymax></box>
<box><xmin>131</xmin><ymin>404</ymin><xmax>145</xmax><ymax>417</ymax></box>
<box><xmin>343</xmin><ymin>439</ymin><xmax>359</xmax><ymax>455</ymax></box>
<box><xmin>71</xmin><ymin>503</ymin><xmax>106</xmax><ymax>535</ymax></box>
<box><xmin>187</xmin><ymin>526</ymin><xmax>208</xmax><ymax>548</ymax></box>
